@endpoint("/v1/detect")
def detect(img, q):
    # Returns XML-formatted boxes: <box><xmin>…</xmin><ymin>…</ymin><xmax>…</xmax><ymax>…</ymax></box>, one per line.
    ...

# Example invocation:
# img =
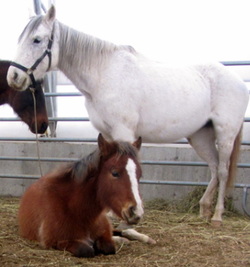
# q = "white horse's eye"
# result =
<box><xmin>33</xmin><ymin>37</ymin><xmax>41</xmax><ymax>44</ymax></box>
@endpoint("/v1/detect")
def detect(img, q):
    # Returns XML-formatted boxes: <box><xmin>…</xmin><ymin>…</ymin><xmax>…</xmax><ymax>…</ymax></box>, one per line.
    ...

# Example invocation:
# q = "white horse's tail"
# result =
<box><xmin>227</xmin><ymin>124</ymin><xmax>243</xmax><ymax>190</ymax></box>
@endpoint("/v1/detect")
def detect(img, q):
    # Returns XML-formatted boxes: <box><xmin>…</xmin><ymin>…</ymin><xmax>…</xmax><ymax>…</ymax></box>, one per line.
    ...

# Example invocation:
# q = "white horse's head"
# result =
<box><xmin>7</xmin><ymin>6</ymin><xmax>58</xmax><ymax>91</ymax></box>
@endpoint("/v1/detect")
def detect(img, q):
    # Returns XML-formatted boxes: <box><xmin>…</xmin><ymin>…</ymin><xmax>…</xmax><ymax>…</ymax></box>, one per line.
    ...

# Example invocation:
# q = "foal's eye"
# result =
<box><xmin>33</xmin><ymin>37</ymin><xmax>41</xmax><ymax>44</ymax></box>
<box><xmin>111</xmin><ymin>170</ymin><xmax>120</xmax><ymax>178</ymax></box>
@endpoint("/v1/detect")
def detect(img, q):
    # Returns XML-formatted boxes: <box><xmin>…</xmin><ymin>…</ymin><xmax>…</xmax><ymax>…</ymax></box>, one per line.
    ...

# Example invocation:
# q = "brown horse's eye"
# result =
<box><xmin>111</xmin><ymin>170</ymin><xmax>120</xmax><ymax>178</ymax></box>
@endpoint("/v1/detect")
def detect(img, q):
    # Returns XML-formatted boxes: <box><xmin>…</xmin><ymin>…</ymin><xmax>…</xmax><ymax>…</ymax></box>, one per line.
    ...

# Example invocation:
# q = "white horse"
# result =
<box><xmin>7</xmin><ymin>6</ymin><xmax>249</xmax><ymax>226</ymax></box>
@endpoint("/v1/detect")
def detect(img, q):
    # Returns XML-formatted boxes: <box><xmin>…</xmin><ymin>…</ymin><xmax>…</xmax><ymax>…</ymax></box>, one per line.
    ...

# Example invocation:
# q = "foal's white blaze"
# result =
<box><xmin>125</xmin><ymin>158</ymin><xmax>144</xmax><ymax>217</ymax></box>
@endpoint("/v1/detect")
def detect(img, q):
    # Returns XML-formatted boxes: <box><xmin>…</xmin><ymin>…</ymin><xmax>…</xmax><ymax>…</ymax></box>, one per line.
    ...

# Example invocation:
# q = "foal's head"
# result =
<box><xmin>97</xmin><ymin>134</ymin><xmax>143</xmax><ymax>225</ymax></box>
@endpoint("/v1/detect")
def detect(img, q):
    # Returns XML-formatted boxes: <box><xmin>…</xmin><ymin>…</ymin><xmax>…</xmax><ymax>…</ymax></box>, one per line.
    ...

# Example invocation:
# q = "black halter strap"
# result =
<box><xmin>10</xmin><ymin>27</ymin><xmax>54</xmax><ymax>89</ymax></box>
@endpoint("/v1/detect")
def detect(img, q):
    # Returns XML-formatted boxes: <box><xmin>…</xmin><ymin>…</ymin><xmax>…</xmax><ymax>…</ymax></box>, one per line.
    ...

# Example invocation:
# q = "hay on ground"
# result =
<box><xmin>0</xmin><ymin>196</ymin><xmax>250</xmax><ymax>267</ymax></box>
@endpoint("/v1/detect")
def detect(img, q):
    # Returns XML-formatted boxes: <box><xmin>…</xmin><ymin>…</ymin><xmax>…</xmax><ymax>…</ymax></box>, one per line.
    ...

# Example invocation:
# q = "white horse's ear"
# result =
<box><xmin>44</xmin><ymin>5</ymin><xmax>56</xmax><ymax>23</ymax></box>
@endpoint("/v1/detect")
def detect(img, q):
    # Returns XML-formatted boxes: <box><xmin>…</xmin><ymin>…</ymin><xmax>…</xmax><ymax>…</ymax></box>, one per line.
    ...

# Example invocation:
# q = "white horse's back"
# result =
<box><xmin>88</xmin><ymin>54</ymin><xmax>248</xmax><ymax>143</ymax></box>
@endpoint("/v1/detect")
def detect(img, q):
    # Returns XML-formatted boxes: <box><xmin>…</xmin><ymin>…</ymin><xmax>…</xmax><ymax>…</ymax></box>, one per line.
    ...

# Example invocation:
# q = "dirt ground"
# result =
<box><xmin>1</xmin><ymin>195</ymin><xmax>250</xmax><ymax>267</ymax></box>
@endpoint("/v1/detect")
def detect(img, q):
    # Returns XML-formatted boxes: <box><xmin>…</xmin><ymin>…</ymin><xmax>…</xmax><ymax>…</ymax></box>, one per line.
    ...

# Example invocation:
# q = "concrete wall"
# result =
<box><xmin>0</xmin><ymin>140</ymin><xmax>250</xmax><ymax>214</ymax></box>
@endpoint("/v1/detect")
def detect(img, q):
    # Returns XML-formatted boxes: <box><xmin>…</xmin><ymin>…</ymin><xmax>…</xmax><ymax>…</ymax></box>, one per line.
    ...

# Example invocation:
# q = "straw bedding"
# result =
<box><xmin>1</xmin><ymin>192</ymin><xmax>250</xmax><ymax>267</ymax></box>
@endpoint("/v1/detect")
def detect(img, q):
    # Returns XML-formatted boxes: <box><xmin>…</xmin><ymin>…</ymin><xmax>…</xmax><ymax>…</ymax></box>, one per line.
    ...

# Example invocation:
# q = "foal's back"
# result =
<box><xmin>18</xmin><ymin>177</ymin><xmax>47</xmax><ymax>241</ymax></box>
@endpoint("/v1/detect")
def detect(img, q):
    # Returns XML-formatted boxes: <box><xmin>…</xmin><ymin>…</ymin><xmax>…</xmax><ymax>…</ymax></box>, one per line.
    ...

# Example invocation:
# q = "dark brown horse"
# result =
<box><xmin>0</xmin><ymin>60</ymin><xmax>48</xmax><ymax>133</ymax></box>
<box><xmin>18</xmin><ymin>134</ymin><xmax>143</xmax><ymax>257</ymax></box>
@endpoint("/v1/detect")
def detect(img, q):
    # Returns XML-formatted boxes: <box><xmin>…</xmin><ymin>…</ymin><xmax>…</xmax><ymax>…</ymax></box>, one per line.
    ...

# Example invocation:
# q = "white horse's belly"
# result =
<box><xmin>86</xmin><ymin>86</ymin><xmax>211</xmax><ymax>143</ymax></box>
<box><xmin>137</xmin><ymin>103</ymin><xmax>210</xmax><ymax>143</ymax></box>
<box><xmin>137</xmin><ymin>117</ymin><xmax>208</xmax><ymax>143</ymax></box>
<box><xmin>87</xmin><ymin>104</ymin><xmax>210</xmax><ymax>143</ymax></box>
<box><xmin>136</xmin><ymin>70</ymin><xmax>211</xmax><ymax>142</ymax></box>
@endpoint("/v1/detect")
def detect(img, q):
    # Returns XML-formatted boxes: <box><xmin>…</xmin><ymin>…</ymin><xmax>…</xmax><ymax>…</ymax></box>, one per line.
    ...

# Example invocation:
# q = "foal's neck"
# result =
<box><xmin>71</xmin><ymin>179</ymin><xmax>104</xmax><ymax>222</ymax></box>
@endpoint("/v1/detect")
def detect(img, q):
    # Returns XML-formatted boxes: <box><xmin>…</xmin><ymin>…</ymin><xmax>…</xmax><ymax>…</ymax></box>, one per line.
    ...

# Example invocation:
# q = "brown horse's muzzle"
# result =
<box><xmin>30</xmin><ymin>120</ymin><xmax>48</xmax><ymax>134</ymax></box>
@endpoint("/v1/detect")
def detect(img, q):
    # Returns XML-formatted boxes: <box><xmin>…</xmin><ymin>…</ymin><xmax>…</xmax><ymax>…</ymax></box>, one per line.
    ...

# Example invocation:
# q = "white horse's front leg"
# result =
<box><xmin>110</xmin><ymin>124</ymin><xmax>137</xmax><ymax>143</ymax></box>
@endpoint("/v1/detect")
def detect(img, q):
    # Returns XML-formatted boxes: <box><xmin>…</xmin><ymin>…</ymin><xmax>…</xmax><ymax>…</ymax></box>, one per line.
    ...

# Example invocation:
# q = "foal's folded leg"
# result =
<box><xmin>56</xmin><ymin>240</ymin><xmax>95</xmax><ymax>258</ymax></box>
<box><xmin>113</xmin><ymin>228</ymin><xmax>156</xmax><ymax>244</ymax></box>
<box><xmin>108</xmin><ymin>211</ymin><xmax>156</xmax><ymax>244</ymax></box>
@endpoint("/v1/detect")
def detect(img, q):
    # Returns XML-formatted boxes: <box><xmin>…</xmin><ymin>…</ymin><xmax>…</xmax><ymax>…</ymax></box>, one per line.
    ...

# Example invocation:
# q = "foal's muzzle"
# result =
<box><xmin>122</xmin><ymin>205</ymin><xmax>143</xmax><ymax>225</ymax></box>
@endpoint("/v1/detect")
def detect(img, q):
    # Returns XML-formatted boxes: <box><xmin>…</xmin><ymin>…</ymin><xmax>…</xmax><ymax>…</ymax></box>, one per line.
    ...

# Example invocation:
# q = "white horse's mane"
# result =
<box><xmin>57</xmin><ymin>21</ymin><xmax>136</xmax><ymax>72</ymax></box>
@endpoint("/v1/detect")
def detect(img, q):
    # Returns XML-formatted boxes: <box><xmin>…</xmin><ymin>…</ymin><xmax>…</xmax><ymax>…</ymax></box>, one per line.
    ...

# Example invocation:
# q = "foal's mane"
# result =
<box><xmin>58</xmin><ymin>142</ymin><xmax>139</xmax><ymax>183</ymax></box>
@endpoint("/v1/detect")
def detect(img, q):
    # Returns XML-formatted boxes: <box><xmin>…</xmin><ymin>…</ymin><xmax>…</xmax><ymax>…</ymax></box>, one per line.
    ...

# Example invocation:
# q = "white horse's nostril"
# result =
<box><xmin>14</xmin><ymin>71</ymin><xmax>18</xmax><ymax>81</ymax></box>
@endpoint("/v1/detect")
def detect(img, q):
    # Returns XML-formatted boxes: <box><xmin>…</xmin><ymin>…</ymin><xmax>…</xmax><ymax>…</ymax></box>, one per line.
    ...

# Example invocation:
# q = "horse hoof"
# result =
<box><xmin>199</xmin><ymin>208</ymin><xmax>212</xmax><ymax>221</ymax></box>
<box><xmin>147</xmin><ymin>237</ymin><xmax>157</xmax><ymax>245</ymax></box>
<box><xmin>211</xmin><ymin>220</ymin><xmax>222</xmax><ymax>228</ymax></box>
<box><xmin>200</xmin><ymin>214</ymin><xmax>210</xmax><ymax>222</ymax></box>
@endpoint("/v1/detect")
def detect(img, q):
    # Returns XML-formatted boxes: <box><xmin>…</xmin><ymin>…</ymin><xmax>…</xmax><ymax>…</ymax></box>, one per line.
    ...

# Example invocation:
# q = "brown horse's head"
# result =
<box><xmin>0</xmin><ymin>60</ymin><xmax>48</xmax><ymax>134</ymax></box>
<box><xmin>9</xmin><ymin>82</ymin><xmax>48</xmax><ymax>134</ymax></box>
<box><xmin>97</xmin><ymin>134</ymin><xmax>144</xmax><ymax>225</ymax></box>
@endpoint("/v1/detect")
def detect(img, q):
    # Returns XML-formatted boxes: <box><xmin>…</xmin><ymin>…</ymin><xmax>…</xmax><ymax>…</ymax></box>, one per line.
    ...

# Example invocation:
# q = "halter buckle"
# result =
<box><xmin>27</xmin><ymin>69</ymin><xmax>33</xmax><ymax>75</ymax></box>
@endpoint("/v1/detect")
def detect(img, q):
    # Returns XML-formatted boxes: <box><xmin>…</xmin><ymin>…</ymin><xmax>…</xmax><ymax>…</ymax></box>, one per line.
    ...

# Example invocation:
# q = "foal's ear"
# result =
<box><xmin>44</xmin><ymin>5</ymin><xmax>56</xmax><ymax>23</ymax></box>
<box><xmin>98</xmin><ymin>133</ymin><xmax>111</xmax><ymax>156</ymax></box>
<box><xmin>133</xmin><ymin>136</ymin><xmax>142</xmax><ymax>150</ymax></box>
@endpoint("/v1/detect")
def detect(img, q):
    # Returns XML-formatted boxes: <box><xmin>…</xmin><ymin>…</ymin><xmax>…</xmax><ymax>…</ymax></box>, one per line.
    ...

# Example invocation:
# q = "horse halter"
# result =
<box><xmin>10</xmin><ymin>27</ymin><xmax>54</xmax><ymax>89</ymax></box>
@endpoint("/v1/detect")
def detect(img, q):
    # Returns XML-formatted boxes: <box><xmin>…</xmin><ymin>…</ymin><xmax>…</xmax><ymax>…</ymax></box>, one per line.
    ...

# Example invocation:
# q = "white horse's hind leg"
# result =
<box><xmin>188</xmin><ymin>124</ymin><xmax>219</xmax><ymax>220</ymax></box>
<box><xmin>210</xmin><ymin>126</ymin><xmax>241</xmax><ymax>226</ymax></box>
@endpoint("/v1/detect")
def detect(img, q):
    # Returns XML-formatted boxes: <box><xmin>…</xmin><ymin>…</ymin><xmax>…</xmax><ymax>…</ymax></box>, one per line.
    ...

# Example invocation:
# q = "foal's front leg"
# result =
<box><xmin>93</xmin><ymin>216</ymin><xmax>116</xmax><ymax>255</ymax></box>
<box><xmin>56</xmin><ymin>240</ymin><xmax>95</xmax><ymax>258</ymax></box>
<box><xmin>94</xmin><ymin>235</ymin><xmax>116</xmax><ymax>255</ymax></box>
